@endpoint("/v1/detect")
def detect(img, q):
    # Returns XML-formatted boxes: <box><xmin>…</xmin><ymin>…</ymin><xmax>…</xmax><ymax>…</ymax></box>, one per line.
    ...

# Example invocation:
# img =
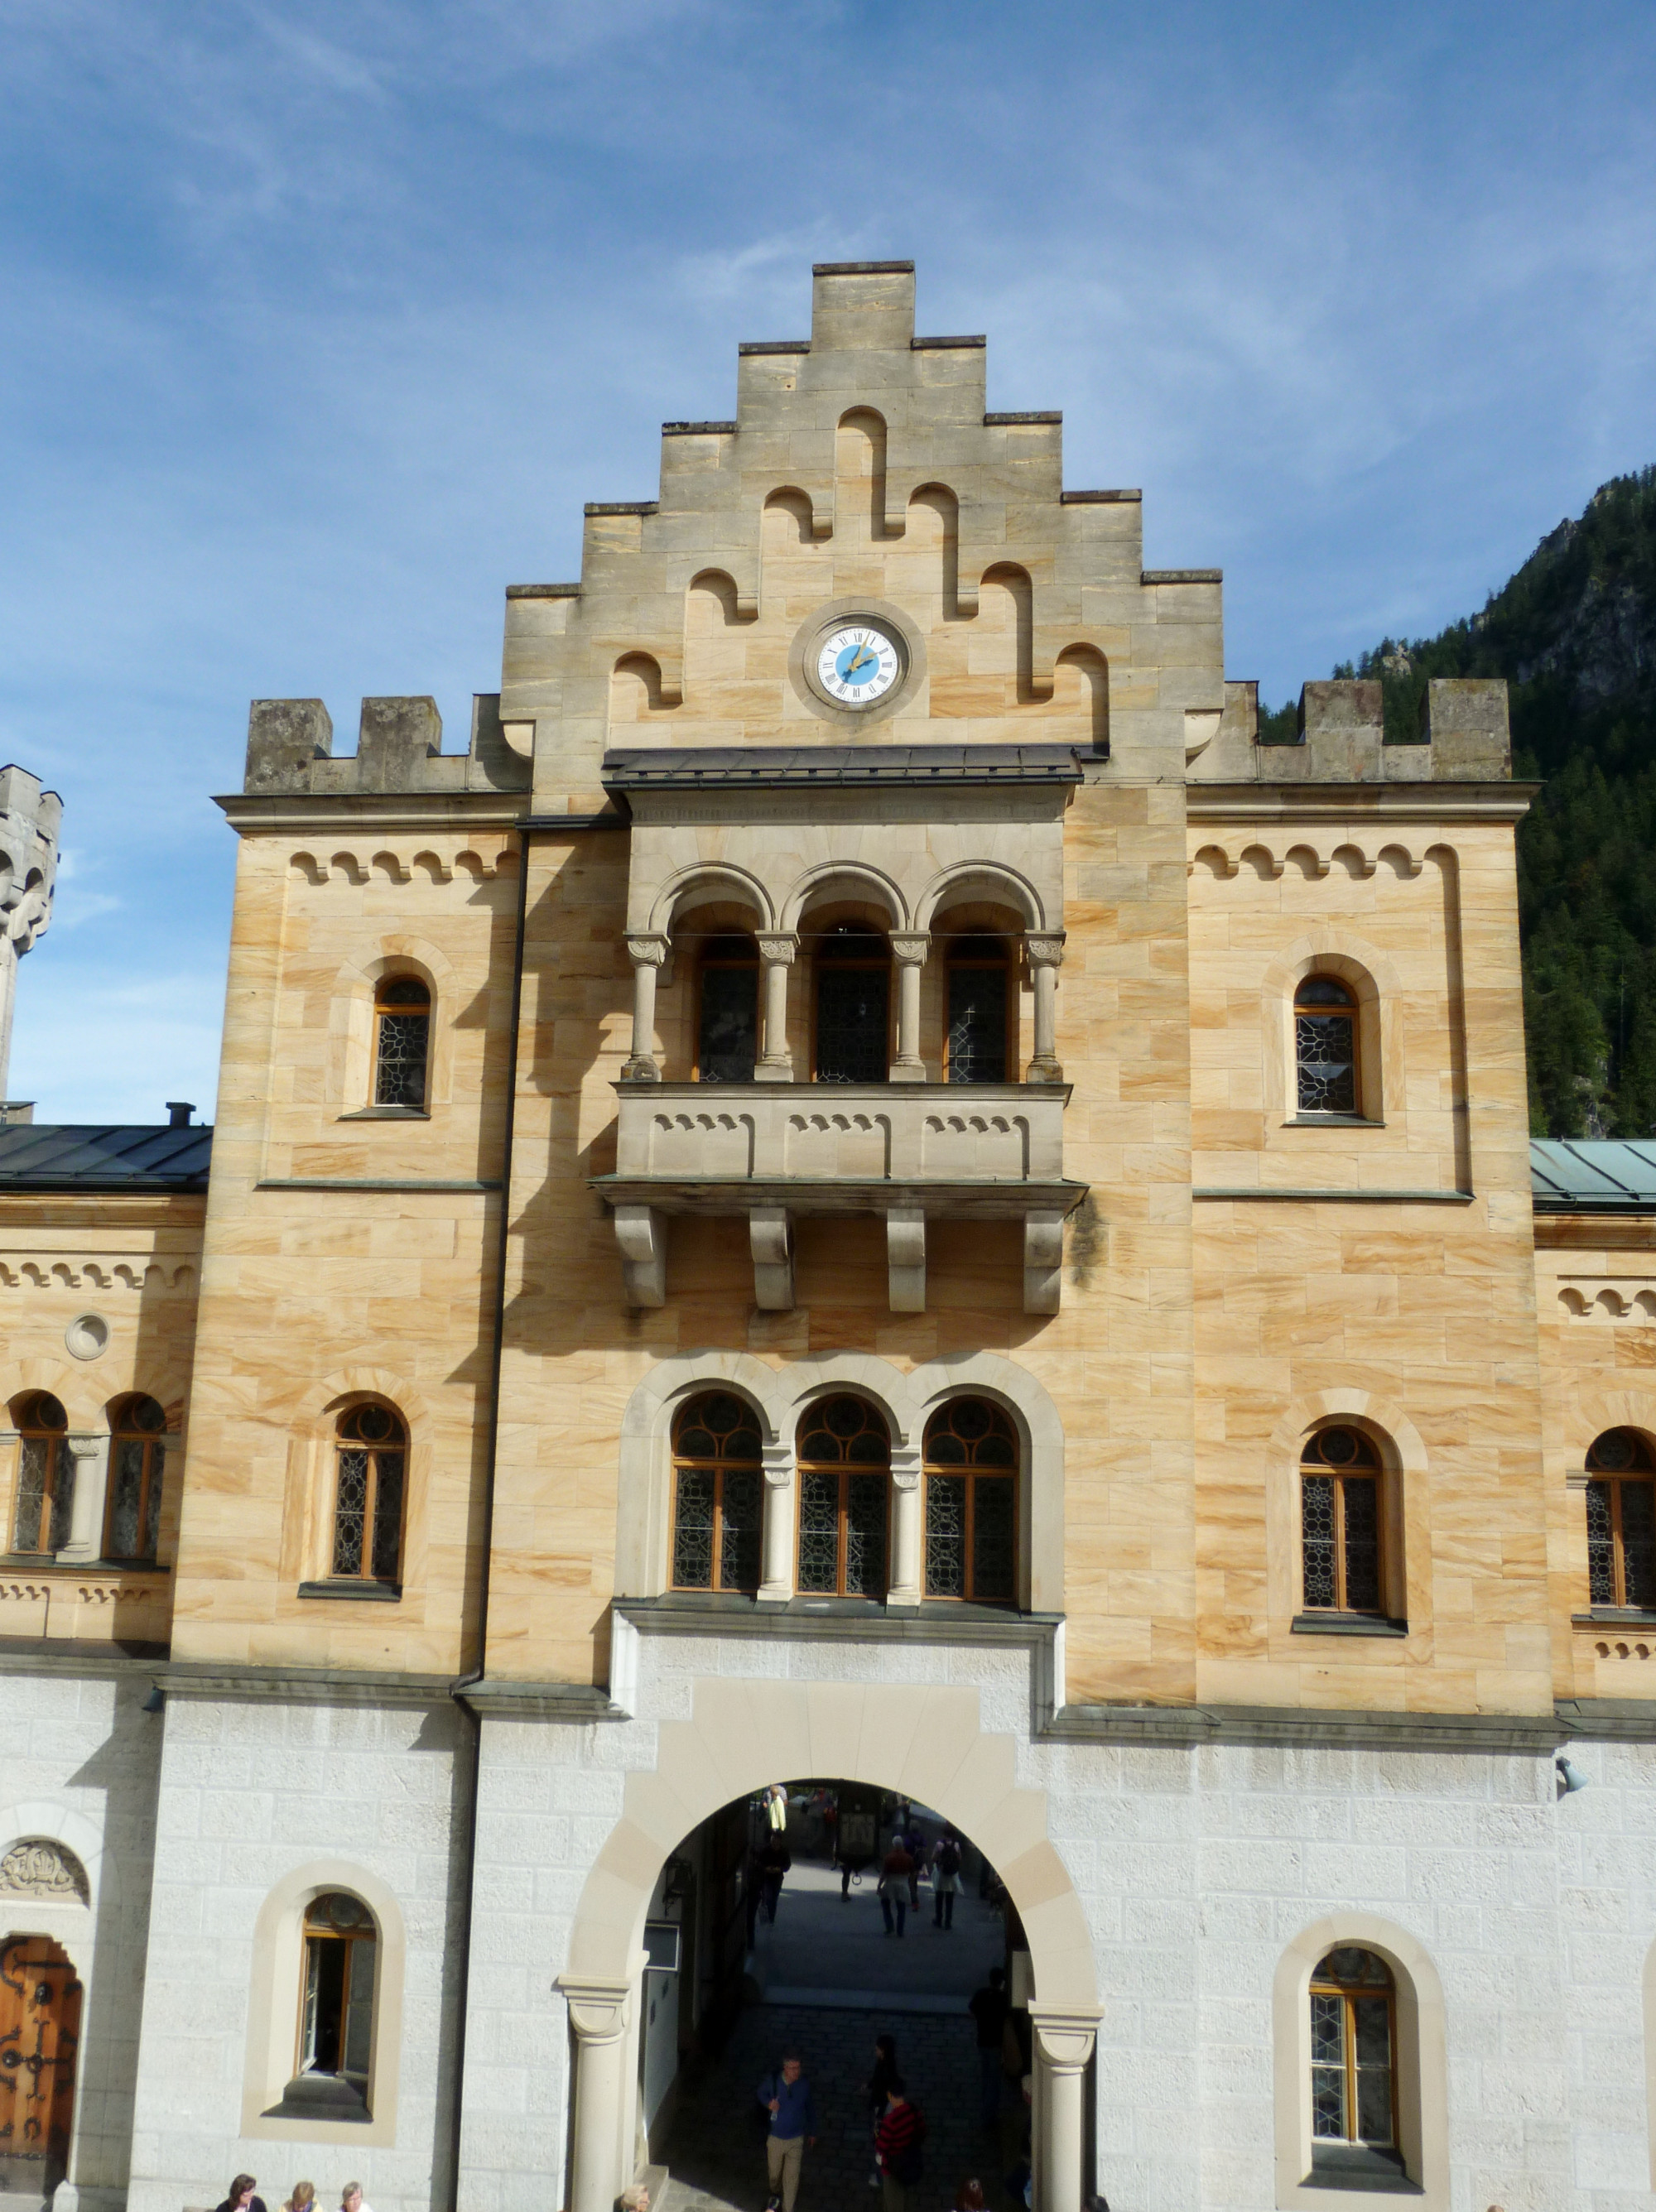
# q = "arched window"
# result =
<box><xmin>1301</xmin><ymin>1426</ymin><xmax>1384</xmax><ymax>1615</ymax></box>
<box><xmin>1586</xmin><ymin>1427</ymin><xmax>1655</xmax><ymax>1610</ymax></box>
<box><xmin>1294</xmin><ymin>974</ymin><xmax>1359</xmax><ymax>1115</ymax></box>
<box><xmin>797</xmin><ymin>1396</ymin><xmax>889</xmax><ymax>1597</ymax></box>
<box><xmin>373</xmin><ymin>976</ymin><xmax>431</xmax><ymax>1108</ymax></box>
<box><xmin>945</xmin><ymin>935</ymin><xmax>1009</xmax><ymax>1084</ymax></box>
<box><xmin>296</xmin><ymin>1891</ymin><xmax>377</xmax><ymax>2113</ymax></box>
<box><xmin>106</xmin><ymin>1394</ymin><xmax>166</xmax><ymax>1561</ymax></box>
<box><xmin>12</xmin><ymin>1392</ymin><xmax>70</xmax><ymax>1556</ymax></box>
<box><xmin>331</xmin><ymin>1403</ymin><xmax>407</xmax><ymax>1585</ymax></box>
<box><xmin>671</xmin><ymin>1392</ymin><xmax>763</xmax><ymax>1593</ymax></box>
<box><xmin>696</xmin><ymin>935</ymin><xmax>759</xmax><ymax>1084</ymax></box>
<box><xmin>1310</xmin><ymin>1947</ymin><xmax>1400</xmax><ymax>2181</ymax></box>
<box><xmin>923</xmin><ymin>1397</ymin><xmax>1017</xmax><ymax>1602</ymax></box>
<box><xmin>813</xmin><ymin>926</ymin><xmax>890</xmax><ymax>1084</ymax></box>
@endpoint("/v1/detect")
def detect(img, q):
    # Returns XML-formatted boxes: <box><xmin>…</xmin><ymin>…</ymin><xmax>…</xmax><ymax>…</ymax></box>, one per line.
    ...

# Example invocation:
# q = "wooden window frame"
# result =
<box><xmin>809</xmin><ymin>924</ymin><xmax>894</xmax><ymax>1084</ymax></box>
<box><xmin>372</xmin><ymin>975</ymin><xmax>431</xmax><ymax>1109</ymax></box>
<box><xmin>1293</xmin><ymin>972</ymin><xmax>1361</xmax><ymax>1118</ymax></box>
<box><xmin>921</xmin><ymin>1397</ymin><xmax>1019</xmax><ymax>1604</ymax></box>
<box><xmin>1308</xmin><ymin>1950</ymin><xmax>1398</xmax><ymax>2156</ymax></box>
<box><xmin>296</xmin><ymin>1892</ymin><xmax>377</xmax><ymax>2094</ymax></box>
<box><xmin>104</xmin><ymin>1395</ymin><xmax>167</xmax><ymax>1562</ymax></box>
<box><xmin>692</xmin><ymin>933</ymin><xmax>760</xmax><ymax>1085</ymax></box>
<box><xmin>1586</xmin><ymin>1428</ymin><xmax>1656</xmax><ymax>1610</ymax></box>
<box><xmin>11</xmin><ymin>1392</ymin><xmax>70</xmax><ymax>1557</ymax></box>
<box><xmin>1300</xmin><ymin>1426</ymin><xmax>1386</xmax><ymax>1616</ymax></box>
<box><xmin>330</xmin><ymin>1402</ymin><xmax>407</xmax><ymax>1586</ymax></box>
<box><xmin>669</xmin><ymin>1393</ymin><xmax>763</xmax><ymax>1593</ymax></box>
<box><xmin>942</xmin><ymin>933</ymin><xmax>1014</xmax><ymax>1085</ymax></box>
<box><xmin>795</xmin><ymin>1395</ymin><xmax>892</xmax><ymax>1597</ymax></box>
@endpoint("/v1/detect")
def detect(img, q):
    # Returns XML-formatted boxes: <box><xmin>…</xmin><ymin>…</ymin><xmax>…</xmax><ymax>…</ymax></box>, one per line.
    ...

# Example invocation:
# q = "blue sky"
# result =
<box><xmin>4</xmin><ymin>0</ymin><xmax>1654</xmax><ymax>1121</ymax></box>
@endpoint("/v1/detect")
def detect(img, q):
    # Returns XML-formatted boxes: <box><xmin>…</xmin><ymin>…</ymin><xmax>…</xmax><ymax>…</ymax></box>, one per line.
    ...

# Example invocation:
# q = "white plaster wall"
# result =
<box><xmin>457</xmin><ymin>1631</ymin><xmax>1656</xmax><ymax>2212</ymax></box>
<box><xmin>0</xmin><ymin>1666</ymin><xmax>161</xmax><ymax>2211</ymax></box>
<box><xmin>123</xmin><ymin>1695</ymin><xmax>471</xmax><ymax>2212</ymax></box>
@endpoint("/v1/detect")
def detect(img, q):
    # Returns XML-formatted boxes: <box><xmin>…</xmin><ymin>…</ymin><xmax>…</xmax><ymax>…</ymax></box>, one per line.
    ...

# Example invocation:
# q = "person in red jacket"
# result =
<box><xmin>874</xmin><ymin>2078</ymin><xmax>927</xmax><ymax>2212</ymax></box>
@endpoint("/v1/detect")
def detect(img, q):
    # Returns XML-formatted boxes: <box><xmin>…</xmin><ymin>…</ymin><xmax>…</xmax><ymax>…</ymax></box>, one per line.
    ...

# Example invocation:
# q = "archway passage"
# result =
<box><xmin>0</xmin><ymin>1935</ymin><xmax>82</xmax><ymax>2197</ymax></box>
<box><xmin>558</xmin><ymin>1676</ymin><xmax>1098</xmax><ymax>2212</ymax></box>
<box><xmin>644</xmin><ymin>1782</ymin><xmax>1031</xmax><ymax>2212</ymax></box>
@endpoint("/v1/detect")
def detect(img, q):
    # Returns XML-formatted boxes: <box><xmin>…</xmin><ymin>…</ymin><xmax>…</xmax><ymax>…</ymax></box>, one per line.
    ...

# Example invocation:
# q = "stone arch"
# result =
<box><xmin>1557</xmin><ymin>1387</ymin><xmax>1656</xmax><ymax>1623</ymax></box>
<box><xmin>282</xmin><ymin>1365</ymin><xmax>436</xmax><ymax>1595</ymax></box>
<box><xmin>917</xmin><ymin>861</ymin><xmax>1047</xmax><ymax>934</ymax></box>
<box><xmin>330</xmin><ymin>935</ymin><xmax>457</xmax><ymax>1112</ymax></box>
<box><xmin>1267</xmin><ymin>1388</ymin><xmax>1429</xmax><ymax>1633</ymax></box>
<box><xmin>1052</xmin><ymin>644</ymin><xmax>1108</xmax><ymax>752</ymax></box>
<box><xmin>609</xmin><ymin>652</ymin><xmax>674</xmax><ymax>726</ymax></box>
<box><xmin>644</xmin><ymin>862</ymin><xmax>774</xmax><ymax>938</ymax></box>
<box><xmin>239</xmin><ymin>1857</ymin><xmax>407</xmax><ymax>2147</ymax></box>
<box><xmin>782</xmin><ymin>861</ymin><xmax>907</xmax><ymax>934</ymax></box>
<box><xmin>1272</xmin><ymin>1913</ymin><xmax>1447</xmax><ymax>2210</ymax></box>
<box><xmin>614</xmin><ymin>1351</ymin><xmax>782</xmax><ymax>1598</ymax></box>
<box><xmin>907</xmin><ymin>483</ymin><xmax>960</xmax><ymax>617</ymax></box>
<box><xmin>978</xmin><ymin>562</ymin><xmax>1036</xmax><ymax>705</ymax></box>
<box><xmin>836</xmin><ymin>407</ymin><xmax>888</xmax><ymax>540</ymax></box>
<box><xmin>1260</xmin><ymin>930</ymin><xmax>1403</xmax><ymax>1126</ymax></box>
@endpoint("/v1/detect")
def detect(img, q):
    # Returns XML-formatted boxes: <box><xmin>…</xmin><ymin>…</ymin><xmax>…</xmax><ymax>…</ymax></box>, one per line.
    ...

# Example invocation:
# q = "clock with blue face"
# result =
<box><xmin>816</xmin><ymin>623</ymin><xmax>902</xmax><ymax>707</ymax></box>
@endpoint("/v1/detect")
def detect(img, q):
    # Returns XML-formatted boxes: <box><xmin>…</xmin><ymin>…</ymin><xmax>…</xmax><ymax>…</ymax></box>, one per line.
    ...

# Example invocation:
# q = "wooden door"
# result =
<box><xmin>0</xmin><ymin>1936</ymin><xmax>82</xmax><ymax>2194</ymax></box>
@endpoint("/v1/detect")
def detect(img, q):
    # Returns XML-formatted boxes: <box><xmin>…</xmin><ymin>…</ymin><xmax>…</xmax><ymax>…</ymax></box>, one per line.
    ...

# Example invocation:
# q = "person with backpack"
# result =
<box><xmin>755</xmin><ymin>2048</ymin><xmax>817</xmax><ymax>2212</ymax></box>
<box><xmin>874</xmin><ymin>2077</ymin><xmax>926</xmax><ymax>2212</ymax></box>
<box><xmin>932</xmin><ymin>1829</ymin><xmax>961</xmax><ymax>1930</ymax></box>
<box><xmin>878</xmin><ymin>1834</ymin><xmax>913</xmax><ymax>1937</ymax></box>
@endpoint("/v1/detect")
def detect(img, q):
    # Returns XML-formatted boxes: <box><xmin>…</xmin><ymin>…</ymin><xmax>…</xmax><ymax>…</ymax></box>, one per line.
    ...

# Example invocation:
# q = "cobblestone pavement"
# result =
<box><xmin>659</xmin><ymin>1997</ymin><xmax>1024</xmax><ymax>2212</ymax></box>
<box><xmin>660</xmin><ymin>1859</ymin><xmax>1023</xmax><ymax>2212</ymax></box>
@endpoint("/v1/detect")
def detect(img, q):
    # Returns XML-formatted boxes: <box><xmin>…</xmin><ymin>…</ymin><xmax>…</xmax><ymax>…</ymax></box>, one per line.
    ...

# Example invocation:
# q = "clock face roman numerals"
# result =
<box><xmin>816</xmin><ymin>624</ymin><xmax>902</xmax><ymax>706</ymax></box>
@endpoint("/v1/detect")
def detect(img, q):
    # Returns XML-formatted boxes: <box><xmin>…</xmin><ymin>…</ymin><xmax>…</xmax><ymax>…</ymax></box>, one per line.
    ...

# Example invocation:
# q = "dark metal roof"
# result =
<box><xmin>0</xmin><ymin>1123</ymin><xmax>212</xmax><ymax>1191</ymax></box>
<box><xmin>1531</xmin><ymin>1139</ymin><xmax>1656</xmax><ymax>1211</ymax></box>
<box><xmin>603</xmin><ymin>744</ymin><xmax>1087</xmax><ymax>793</ymax></box>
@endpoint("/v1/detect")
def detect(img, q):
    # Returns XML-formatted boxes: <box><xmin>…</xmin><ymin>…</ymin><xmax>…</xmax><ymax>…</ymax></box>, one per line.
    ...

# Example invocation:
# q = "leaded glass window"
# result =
<box><xmin>697</xmin><ymin>936</ymin><xmax>759</xmax><ymax>1083</ymax></box>
<box><xmin>373</xmin><ymin>976</ymin><xmax>431</xmax><ymax>1107</ymax></box>
<box><xmin>1295</xmin><ymin>974</ymin><xmax>1359</xmax><ymax>1116</ymax></box>
<box><xmin>106</xmin><ymin>1394</ymin><xmax>166</xmax><ymax>1560</ymax></box>
<box><xmin>331</xmin><ymin>1402</ymin><xmax>407</xmax><ymax>1584</ymax></box>
<box><xmin>923</xmin><ymin>1397</ymin><xmax>1017</xmax><ymax>1603</ymax></box>
<box><xmin>796</xmin><ymin>1395</ymin><xmax>889</xmax><ymax>1597</ymax></box>
<box><xmin>671</xmin><ymin>1392</ymin><xmax>763</xmax><ymax>1592</ymax></box>
<box><xmin>1300</xmin><ymin>1426</ymin><xmax>1384</xmax><ymax>1615</ymax></box>
<box><xmin>1310</xmin><ymin>1948</ymin><xmax>1396</xmax><ymax>2156</ymax></box>
<box><xmin>813</xmin><ymin>926</ymin><xmax>889</xmax><ymax>1084</ymax></box>
<box><xmin>11</xmin><ymin>1393</ymin><xmax>70</xmax><ymax>1556</ymax></box>
<box><xmin>1586</xmin><ymin>1428</ymin><xmax>1656</xmax><ymax>1609</ymax></box>
<box><xmin>946</xmin><ymin>937</ymin><xmax>1009</xmax><ymax>1084</ymax></box>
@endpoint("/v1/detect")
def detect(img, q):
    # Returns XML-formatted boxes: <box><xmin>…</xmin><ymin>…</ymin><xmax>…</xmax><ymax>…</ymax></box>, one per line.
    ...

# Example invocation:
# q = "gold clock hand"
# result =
<box><xmin>845</xmin><ymin>637</ymin><xmax>874</xmax><ymax>676</ymax></box>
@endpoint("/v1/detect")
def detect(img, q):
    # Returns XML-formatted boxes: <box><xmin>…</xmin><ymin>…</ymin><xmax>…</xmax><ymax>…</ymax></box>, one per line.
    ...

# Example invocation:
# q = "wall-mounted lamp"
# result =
<box><xmin>662</xmin><ymin>1854</ymin><xmax>693</xmax><ymax>1905</ymax></box>
<box><xmin>1556</xmin><ymin>1754</ymin><xmax>1587</xmax><ymax>1796</ymax></box>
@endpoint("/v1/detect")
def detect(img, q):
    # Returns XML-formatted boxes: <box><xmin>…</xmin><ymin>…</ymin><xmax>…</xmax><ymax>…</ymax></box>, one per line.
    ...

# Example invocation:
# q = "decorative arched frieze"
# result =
<box><xmin>1266</xmin><ymin>1390</ymin><xmax>1428</xmax><ymax>1633</ymax></box>
<box><xmin>1273</xmin><ymin>1913</ymin><xmax>1447</xmax><ymax>2211</ymax></box>
<box><xmin>0</xmin><ymin>1838</ymin><xmax>89</xmax><ymax>1905</ymax></box>
<box><xmin>1190</xmin><ymin>835</ymin><xmax>1427</xmax><ymax>881</ymax></box>
<box><xmin>1259</xmin><ymin>931</ymin><xmax>1403</xmax><ymax>1127</ymax></box>
<box><xmin>240</xmin><ymin>1858</ymin><xmax>407</xmax><ymax>2145</ymax></box>
<box><xmin>290</xmin><ymin>845</ymin><xmax>512</xmax><ymax>886</ymax></box>
<box><xmin>0</xmin><ymin>1805</ymin><xmax>107</xmax><ymax>1910</ymax></box>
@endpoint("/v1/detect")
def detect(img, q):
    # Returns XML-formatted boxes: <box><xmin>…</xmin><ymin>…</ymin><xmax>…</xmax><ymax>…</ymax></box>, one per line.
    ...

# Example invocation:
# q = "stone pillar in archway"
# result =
<box><xmin>888</xmin><ymin>1442</ymin><xmax>923</xmax><ymax>1602</ymax></box>
<box><xmin>1030</xmin><ymin>2007</ymin><xmax>1098</xmax><ymax>2212</ymax></box>
<box><xmin>758</xmin><ymin>1439</ymin><xmax>796</xmax><ymax>1599</ymax></box>
<box><xmin>560</xmin><ymin>1974</ymin><xmax>636</xmax><ymax>2212</ymax></box>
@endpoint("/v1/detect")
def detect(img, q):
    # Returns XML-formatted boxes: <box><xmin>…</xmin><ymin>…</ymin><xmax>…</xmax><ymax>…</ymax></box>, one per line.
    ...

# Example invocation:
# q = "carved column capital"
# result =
<box><xmin>557</xmin><ymin>1973</ymin><xmax>634</xmax><ymax>2046</ymax></box>
<box><xmin>888</xmin><ymin>1441</ymin><xmax>922</xmax><ymax>1493</ymax></box>
<box><xmin>625</xmin><ymin>932</ymin><xmax>671</xmax><ymax>969</ymax></box>
<box><xmin>760</xmin><ymin>1440</ymin><xmax>793</xmax><ymax>1489</ymax></box>
<box><xmin>1023</xmin><ymin>932</ymin><xmax>1066</xmax><ymax>969</ymax></box>
<box><xmin>1028</xmin><ymin>2005</ymin><xmax>1100</xmax><ymax>2073</ymax></box>
<box><xmin>888</xmin><ymin>932</ymin><xmax>931</xmax><ymax>967</ymax></box>
<box><xmin>755</xmin><ymin>933</ymin><xmax>799</xmax><ymax>968</ymax></box>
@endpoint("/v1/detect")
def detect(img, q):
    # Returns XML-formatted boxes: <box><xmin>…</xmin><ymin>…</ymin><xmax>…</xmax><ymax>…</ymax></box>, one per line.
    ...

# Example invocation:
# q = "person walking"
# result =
<box><xmin>968</xmin><ymin>1965</ymin><xmax>1009</xmax><ymax>2128</ymax></box>
<box><xmin>215</xmin><ymin>2177</ymin><xmax>267</xmax><ymax>2212</ymax></box>
<box><xmin>932</xmin><ymin>1829</ymin><xmax>961</xmax><ymax>1930</ymax></box>
<box><xmin>863</xmin><ymin>2032</ymin><xmax>900</xmax><ymax>2187</ymax></box>
<box><xmin>878</xmin><ymin>1833</ymin><xmax>913</xmax><ymax>1937</ymax></box>
<box><xmin>873</xmin><ymin>2078</ymin><xmax>926</xmax><ymax>2212</ymax></box>
<box><xmin>759</xmin><ymin>1830</ymin><xmax>792</xmax><ymax>1924</ymax></box>
<box><xmin>756</xmin><ymin>2048</ymin><xmax>818</xmax><ymax>2212</ymax></box>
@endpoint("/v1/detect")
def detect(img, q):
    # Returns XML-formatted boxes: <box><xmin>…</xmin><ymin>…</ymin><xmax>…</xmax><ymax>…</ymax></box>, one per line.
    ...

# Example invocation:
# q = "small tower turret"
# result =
<box><xmin>0</xmin><ymin>764</ymin><xmax>61</xmax><ymax>1104</ymax></box>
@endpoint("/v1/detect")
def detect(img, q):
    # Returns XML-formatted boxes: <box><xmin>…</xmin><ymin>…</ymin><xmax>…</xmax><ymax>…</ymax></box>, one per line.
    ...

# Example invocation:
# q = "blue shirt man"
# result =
<box><xmin>757</xmin><ymin>2052</ymin><xmax>817</xmax><ymax>2212</ymax></box>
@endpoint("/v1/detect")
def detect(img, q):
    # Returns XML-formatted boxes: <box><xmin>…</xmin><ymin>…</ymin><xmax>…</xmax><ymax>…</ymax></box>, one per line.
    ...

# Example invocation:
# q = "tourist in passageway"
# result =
<box><xmin>879</xmin><ymin>1834</ymin><xmax>913</xmax><ymax>1936</ymax></box>
<box><xmin>864</xmin><ymin>2033</ymin><xmax>900</xmax><ymax>2187</ymax></box>
<box><xmin>757</xmin><ymin>2048</ymin><xmax>817</xmax><ymax>2212</ymax></box>
<box><xmin>874</xmin><ymin>2077</ymin><xmax>927</xmax><ymax>2212</ymax></box>
<box><xmin>968</xmin><ymin>1965</ymin><xmax>1009</xmax><ymax>2128</ymax></box>
<box><xmin>932</xmin><ymin>1828</ymin><xmax>961</xmax><ymax>1929</ymax></box>
<box><xmin>759</xmin><ymin>1830</ymin><xmax>792</xmax><ymax>1922</ymax></box>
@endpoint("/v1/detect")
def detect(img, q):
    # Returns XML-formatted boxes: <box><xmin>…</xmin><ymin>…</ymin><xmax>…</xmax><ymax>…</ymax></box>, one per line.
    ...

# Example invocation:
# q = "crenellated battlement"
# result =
<box><xmin>238</xmin><ymin>691</ymin><xmax>531</xmax><ymax>798</ymax></box>
<box><xmin>1190</xmin><ymin>674</ymin><xmax>1511</xmax><ymax>784</ymax></box>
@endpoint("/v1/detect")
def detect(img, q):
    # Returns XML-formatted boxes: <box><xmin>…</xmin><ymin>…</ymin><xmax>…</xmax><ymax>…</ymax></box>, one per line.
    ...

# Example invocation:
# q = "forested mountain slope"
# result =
<box><xmin>1262</xmin><ymin>468</ymin><xmax>1656</xmax><ymax>1137</ymax></box>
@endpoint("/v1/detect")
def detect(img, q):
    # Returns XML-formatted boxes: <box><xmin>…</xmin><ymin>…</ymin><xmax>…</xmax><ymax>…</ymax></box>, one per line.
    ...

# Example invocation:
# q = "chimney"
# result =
<box><xmin>166</xmin><ymin>1102</ymin><xmax>195</xmax><ymax>1128</ymax></box>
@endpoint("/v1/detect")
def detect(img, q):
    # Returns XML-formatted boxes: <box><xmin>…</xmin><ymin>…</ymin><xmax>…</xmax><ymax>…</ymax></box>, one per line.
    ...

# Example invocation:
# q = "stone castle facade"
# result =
<box><xmin>1</xmin><ymin>261</ymin><xmax>1654</xmax><ymax>2212</ymax></box>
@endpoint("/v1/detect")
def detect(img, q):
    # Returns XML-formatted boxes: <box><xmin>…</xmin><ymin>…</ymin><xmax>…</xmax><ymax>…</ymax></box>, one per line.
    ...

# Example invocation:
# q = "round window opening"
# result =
<box><xmin>65</xmin><ymin>1313</ymin><xmax>109</xmax><ymax>1362</ymax></box>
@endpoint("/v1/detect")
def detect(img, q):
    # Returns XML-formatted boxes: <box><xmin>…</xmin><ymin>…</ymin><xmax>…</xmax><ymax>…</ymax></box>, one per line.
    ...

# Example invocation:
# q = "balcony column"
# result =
<box><xmin>754</xmin><ymin>933</ymin><xmax>798</xmax><ymax>1081</ymax></box>
<box><xmin>558</xmin><ymin>1974</ymin><xmax>638</xmax><ymax>2212</ymax></box>
<box><xmin>758</xmin><ymin>1438</ymin><xmax>796</xmax><ymax>1601</ymax></box>
<box><xmin>888</xmin><ymin>932</ymin><xmax>931</xmax><ymax>1081</ymax></box>
<box><xmin>1028</xmin><ymin>2008</ymin><xmax>1098</xmax><ymax>2212</ymax></box>
<box><xmin>887</xmin><ymin>1440</ymin><xmax>923</xmax><ymax>1604</ymax></box>
<box><xmin>1024</xmin><ymin>933</ymin><xmax>1066</xmax><ymax>1082</ymax></box>
<box><xmin>55</xmin><ymin>1434</ymin><xmax>111</xmax><ymax>1562</ymax></box>
<box><xmin>622</xmin><ymin>933</ymin><xmax>670</xmax><ymax>1081</ymax></box>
